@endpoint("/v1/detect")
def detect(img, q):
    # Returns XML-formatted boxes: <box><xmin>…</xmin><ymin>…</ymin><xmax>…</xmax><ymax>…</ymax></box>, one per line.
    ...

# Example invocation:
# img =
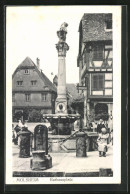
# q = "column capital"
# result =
<box><xmin>56</xmin><ymin>42</ymin><xmax>69</xmax><ymax>57</ymax></box>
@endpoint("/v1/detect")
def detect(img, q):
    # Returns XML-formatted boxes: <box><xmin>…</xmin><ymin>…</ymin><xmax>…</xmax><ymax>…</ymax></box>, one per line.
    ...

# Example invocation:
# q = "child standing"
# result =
<box><xmin>97</xmin><ymin>127</ymin><xmax>109</xmax><ymax>157</ymax></box>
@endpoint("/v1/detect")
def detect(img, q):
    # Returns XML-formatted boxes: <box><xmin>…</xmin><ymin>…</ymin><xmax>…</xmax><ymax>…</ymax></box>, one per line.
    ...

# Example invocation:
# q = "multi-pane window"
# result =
<box><xmin>31</xmin><ymin>80</ymin><xmax>37</xmax><ymax>86</ymax></box>
<box><xmin>92</xmin><ymin>74</ymin><xmax>104</xmax><ymax>90</ymax></box>
<box><xmin>17</xmin><ymin>81</ymin><xmax>23</xmax><ymax>86</ymax></box>
<box><xmin>12</xmin><ymin>93</ymin><xmax>15</xmax><ymax>102</ymax></box>
<box><xmin>93</xmin><ymin>45</ymin><xmax>104</xmax><ymax>61</ymax></box>
<box><xmin>41</xmin><ymin>93</ymin><xmax>47</xmax><ymax>101</ymax></box>
<box><xmin>25</xmin><ymin>94</ymin><xmax>30</xmax><ymax>102</ymax></box>
<box><xmin>24</xmin><ymin>69</ymin><xmax>29</xmax><ymax>74</ymax></box>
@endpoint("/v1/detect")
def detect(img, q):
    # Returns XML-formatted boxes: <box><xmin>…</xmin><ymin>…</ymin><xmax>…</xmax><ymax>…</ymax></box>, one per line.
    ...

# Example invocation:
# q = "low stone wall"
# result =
<box><xmin>29</xmin><ymin>132</ymin><xmax>99</xmax><ymax>153</ymax></box>
<box><xmin>48</xmin><ymin>132</ymin><xmax>98</xmax><ymax>153</ymax></box>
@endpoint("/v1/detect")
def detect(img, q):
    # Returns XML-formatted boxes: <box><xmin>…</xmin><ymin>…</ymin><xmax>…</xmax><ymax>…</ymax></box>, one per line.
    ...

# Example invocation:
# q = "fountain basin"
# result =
<box><xmin>43</xmin><ymin>114</ymin><xmax>80</xmax><ymax>135</ymax></box>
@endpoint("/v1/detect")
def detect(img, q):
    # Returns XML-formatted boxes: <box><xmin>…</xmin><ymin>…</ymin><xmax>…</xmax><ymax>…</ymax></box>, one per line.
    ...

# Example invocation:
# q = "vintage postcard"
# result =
<box><xmin>6</xmin><ymin>6</ymin><xmax>121</xmax><ymax>185</ymax></box>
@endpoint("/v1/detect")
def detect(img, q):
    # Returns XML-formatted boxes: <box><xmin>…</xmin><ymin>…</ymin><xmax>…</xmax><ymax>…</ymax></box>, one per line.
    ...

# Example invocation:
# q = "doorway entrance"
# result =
<box><xmin>95</xmin><ymin>103</ymin><xmax>108</xmax><ymax>121</ymax></box>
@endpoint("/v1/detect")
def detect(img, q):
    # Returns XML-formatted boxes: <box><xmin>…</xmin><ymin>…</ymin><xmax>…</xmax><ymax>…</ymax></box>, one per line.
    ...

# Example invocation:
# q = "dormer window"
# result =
<box><xmin>105</xmin><ymin>14</ymin><xmax>112</xmax><ymax>31</ymax></box>
<box><xmin>24</xmin><ymin>69</ymin><xmax>30</xmax><ymax>74</ymax></box>
<box><xmin>17</xmin><ymin>81</ymin><xmax>23</xmax><ymax>86</ymax></box>
<box><xmin>105</xmin><ymin>20</ymin><xmax>112</xmax><ymax>30</ymax></box>
<box><xmin>31</xmin><ymin>80</ymin><xmax>37</xmax><ymax>86</ymax></box>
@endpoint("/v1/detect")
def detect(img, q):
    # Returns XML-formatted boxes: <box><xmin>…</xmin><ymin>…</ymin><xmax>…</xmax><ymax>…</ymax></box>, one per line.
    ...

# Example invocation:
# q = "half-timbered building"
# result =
<box><xmin>77</xmin><ymin>14</ymin><xmax>113</xmax><ymax>130</ymax></box>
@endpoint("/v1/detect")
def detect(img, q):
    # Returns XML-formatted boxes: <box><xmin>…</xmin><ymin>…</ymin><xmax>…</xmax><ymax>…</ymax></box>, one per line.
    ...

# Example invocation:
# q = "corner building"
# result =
<box><xmin>77</xmin><ymin>14</ymin><xmax>113</xmax><ymax>131</ymax></box>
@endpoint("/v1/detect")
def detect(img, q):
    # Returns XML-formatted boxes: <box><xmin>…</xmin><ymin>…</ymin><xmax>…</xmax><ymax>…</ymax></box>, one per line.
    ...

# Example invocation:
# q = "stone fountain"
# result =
<box><xmin>43</xmin><ymin>23</ymin><xmax>80</xmax><ymax>136</ymax></box>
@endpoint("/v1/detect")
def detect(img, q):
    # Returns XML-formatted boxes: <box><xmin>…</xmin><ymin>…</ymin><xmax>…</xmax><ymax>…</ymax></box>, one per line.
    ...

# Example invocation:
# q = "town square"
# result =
<box><xmin>5</xmin><ymin>6</ymin><xmax>122</xmax><ymax>184</ymax></box>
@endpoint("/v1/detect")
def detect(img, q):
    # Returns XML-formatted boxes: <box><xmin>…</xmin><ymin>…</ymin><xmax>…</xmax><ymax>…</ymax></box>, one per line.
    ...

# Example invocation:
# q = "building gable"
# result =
<box><xmin>12</xmin><ymin>57</ymin><xmax>57</xmax><ymax>93</ymax></box>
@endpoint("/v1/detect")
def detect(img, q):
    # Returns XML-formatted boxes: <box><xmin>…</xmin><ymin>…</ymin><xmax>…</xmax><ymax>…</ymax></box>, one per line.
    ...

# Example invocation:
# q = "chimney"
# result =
<box><xmin>36</xmin><ymin>57</ymin><xmax>40</xmax><ymax>70</ymax></box>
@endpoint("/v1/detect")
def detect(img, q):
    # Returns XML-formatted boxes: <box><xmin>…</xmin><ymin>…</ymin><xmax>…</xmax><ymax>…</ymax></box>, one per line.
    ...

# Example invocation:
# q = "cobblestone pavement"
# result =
<box><xmin>13</xmin><ymin>143</ymin><xmax>113</xmax><ymax>173</ymax></box>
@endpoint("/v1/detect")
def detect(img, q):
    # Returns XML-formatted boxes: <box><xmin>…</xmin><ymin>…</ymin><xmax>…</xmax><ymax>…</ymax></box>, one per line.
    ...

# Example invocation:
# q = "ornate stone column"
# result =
<box><xmin>55</xmin><ymin>23</ymin><xmax>69</xmax><ymax>114</ymax></box>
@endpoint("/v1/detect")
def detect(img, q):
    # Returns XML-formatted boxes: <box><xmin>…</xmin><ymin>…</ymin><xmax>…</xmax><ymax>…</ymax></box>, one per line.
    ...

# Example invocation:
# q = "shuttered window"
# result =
<box><xmin>93</xmin><ymin>45</ymin><xmax>104</xmax><ymax>61</ymax></box>
<box><xmin>92</xmin><ymin>74</ymin><xmax>104</xmax><ymax>90</ymax></box>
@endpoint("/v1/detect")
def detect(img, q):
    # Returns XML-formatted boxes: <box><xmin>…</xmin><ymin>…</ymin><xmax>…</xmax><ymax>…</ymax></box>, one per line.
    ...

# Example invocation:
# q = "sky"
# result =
<box><xmin>6</xmin><ymin>6</ymin><xmax>116</xmax><ymax>83</ymax></box>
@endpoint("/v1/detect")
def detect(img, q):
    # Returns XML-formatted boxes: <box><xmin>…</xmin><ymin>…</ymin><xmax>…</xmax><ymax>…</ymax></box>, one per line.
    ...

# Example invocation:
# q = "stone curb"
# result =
<box><xmin>13</xmin><ymin>168</ymin><xmax>113</xmax><ymax>177</ymax></box>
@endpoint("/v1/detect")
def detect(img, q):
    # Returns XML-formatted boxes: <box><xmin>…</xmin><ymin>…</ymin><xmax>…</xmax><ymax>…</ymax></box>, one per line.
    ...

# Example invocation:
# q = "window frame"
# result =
<box><xmin>25</xmin><ymin>93</ymin><xmax>31</xmax><ymax>102</ymax></box>
<box><xmin>17</xmin><ymin>81</ymin><xmax>23</xmax><ymax>86</ymax></box>
<box><xmin>104</xmin><ymin>14</ymin><xmax>112</xmax><ymax>32</ymax></box>
<box><xmin>41</xmin><ymin>93</ymin><xmax>47</xmax><ymax>101</ymax></box>
<box><xmin>105</xmin><ymin>19</ymin><xmax>112</xmax><ymax>30</ymax></box>
<box><xmin>91</xmin><ymin>74</ymin><xmax>104</xmax><ymax>91</ymax></box>
<box><xmin>92</xmin><ymin>44</ymin><xmax>104</xmax><ymax>61</ymax></box>
<box><xmin>31</xmin><ymin>80</ymin><xmax>37</xmax><ymax>86</ymax></box>
<box><xmin>24</xmin><ymin>69</ymin><xmax>30</xmax><ymax>74</ymax></box>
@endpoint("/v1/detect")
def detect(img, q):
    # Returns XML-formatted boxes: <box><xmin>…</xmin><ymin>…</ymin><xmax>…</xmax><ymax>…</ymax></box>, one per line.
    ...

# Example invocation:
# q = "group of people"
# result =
<box><xmin>12</xmin><ymin>120</ymin><xmax>31</xmax><ymax>145</ymax></box>
<box><xmin>12</xmin><ymin>118</ymin><xmax>112</xmax><ymax>158</ymax></box>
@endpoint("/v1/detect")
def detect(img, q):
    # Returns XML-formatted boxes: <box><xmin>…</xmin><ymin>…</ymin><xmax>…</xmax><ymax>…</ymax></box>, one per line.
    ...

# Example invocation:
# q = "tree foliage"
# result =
<box><xmin>28</xmin><ymin>109</ymin><xmax>42</xmax><ymax>122</ymax></box>
<box><xmin>13</xmin><ymin>111</ymin><xmax>23</xmax><ymax>121</ymax></box>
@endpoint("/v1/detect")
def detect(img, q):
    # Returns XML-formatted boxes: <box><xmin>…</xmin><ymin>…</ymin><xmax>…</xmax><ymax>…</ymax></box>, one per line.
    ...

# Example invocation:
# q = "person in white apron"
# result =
<box><xmin>17</xmin><ymin>120</ymin><xmax>23</xmax><ymax>146</ymax></box>
<box><xmin>97</xmin><ymin>127</ymin><xmax>109</xmax><ymax>157</ymax></box>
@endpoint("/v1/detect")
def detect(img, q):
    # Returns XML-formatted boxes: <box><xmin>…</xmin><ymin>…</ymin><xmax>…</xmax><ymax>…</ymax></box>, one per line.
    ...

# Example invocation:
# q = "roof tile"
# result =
<box><xmin>81</xmin><ymin>14</ymin><xmax>112</xmax><ymax>42</ymax></box>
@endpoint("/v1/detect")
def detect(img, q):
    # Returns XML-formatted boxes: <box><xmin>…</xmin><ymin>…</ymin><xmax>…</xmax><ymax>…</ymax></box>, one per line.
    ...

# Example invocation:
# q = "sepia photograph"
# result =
<box><xmin>6</xmin><ymin>5</ymin><xmax>121</xmax><ymax>185</ymax></box>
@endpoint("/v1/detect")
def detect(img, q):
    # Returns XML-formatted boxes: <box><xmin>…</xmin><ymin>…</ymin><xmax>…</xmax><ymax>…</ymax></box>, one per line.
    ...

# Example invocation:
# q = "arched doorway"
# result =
<box><xmin>95</xmin><ymin>103</ymin><xmax>108</xmax><ymax>121</ymax></box>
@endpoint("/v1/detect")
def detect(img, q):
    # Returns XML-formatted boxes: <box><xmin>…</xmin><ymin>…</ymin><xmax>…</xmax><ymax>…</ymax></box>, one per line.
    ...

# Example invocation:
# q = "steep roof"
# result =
<box><xmin>79</xmin><ymin>13</ymin><xmax>112</xmax><ymax>42</ymax></box>
<box><xmin>66</xmin><ymin>83</ymin><xmax>83</xmax><ymax>102</ymax></box>
<box><xmin>12</xmin><ymin>57</ymin><xmax>36</xmax><ymax>77</ymax></box>
<box><xmin>18</xmin><ymin>57</ymin><xmax>36</xmax><ymax>68</ymax></box>
<box><xmin>40</xmin><ymin>71</ymin><xmax>57</xmax><ymax>92</ymax></box>
<box><xmin>12</xmin><ymin>57</ymin><xmax>57</xmax><ymax>92</ymax></box>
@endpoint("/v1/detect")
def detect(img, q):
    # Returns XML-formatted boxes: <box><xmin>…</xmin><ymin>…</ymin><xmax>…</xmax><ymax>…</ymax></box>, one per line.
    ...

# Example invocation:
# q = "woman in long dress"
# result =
<box><xmin>97</xmin><ymin>127</ymin><xmax>109</xmax><ymax>157</ymax></box>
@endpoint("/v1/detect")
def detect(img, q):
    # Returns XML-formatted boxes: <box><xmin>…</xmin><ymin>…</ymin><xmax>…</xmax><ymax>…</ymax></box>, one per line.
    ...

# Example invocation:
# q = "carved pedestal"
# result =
<box><xmin>18</xmin><ymin>131</ymin><xmax>31</xmax><ymax>158</ymax></box>
<box><xmin>30</xmin><ymin>151</ymin><xmax>52</xmax><ymax>170</ymax></box>
<box><xmin>30</xmin><ymin>125</ymin><xmax>52</xmax><ymax>170</ymax></box>
<box><xmin>76</xmin><ymin>132</ymin><xmax>87</xmax><ymax>157</ymax></box>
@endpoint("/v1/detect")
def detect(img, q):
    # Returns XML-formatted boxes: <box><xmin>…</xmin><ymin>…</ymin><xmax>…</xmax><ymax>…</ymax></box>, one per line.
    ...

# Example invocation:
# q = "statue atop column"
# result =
<box><xmin>56</xmin><ymin>22</ymin><xmax>69</xmax><ymax>57</ymax></box>
<box><xmin>57</xmin><ymin>22</ymin><xmax>68</xmax><ymax>42</ymax></box>
<box><xmin>60</xmin><ymin>22</ymin><xmax>68</xmax><ymax>32</ymax></box>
